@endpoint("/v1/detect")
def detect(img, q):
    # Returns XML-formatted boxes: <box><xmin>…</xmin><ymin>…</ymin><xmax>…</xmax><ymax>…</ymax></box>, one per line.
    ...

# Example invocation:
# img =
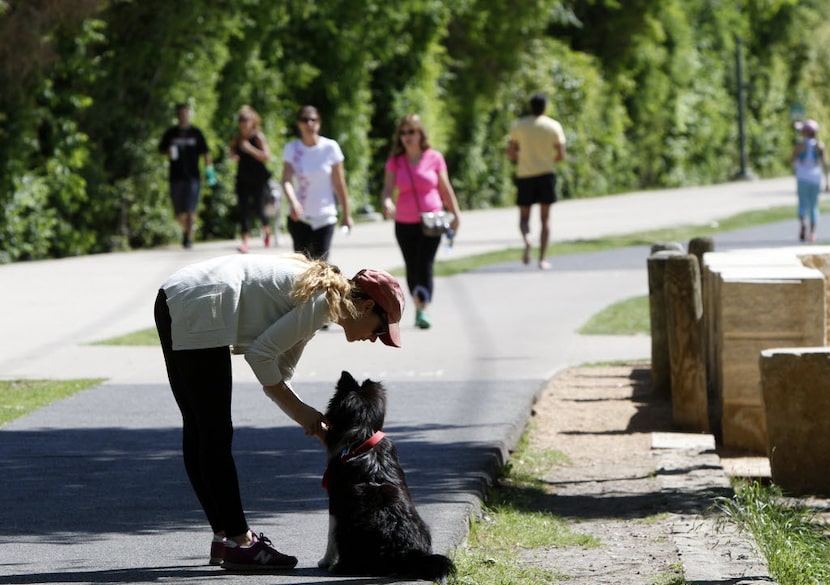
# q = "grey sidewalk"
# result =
<box><xmin>0</xmin><ymin>177</ymin><xmax>797</xmax><ymax>583</ymax></box>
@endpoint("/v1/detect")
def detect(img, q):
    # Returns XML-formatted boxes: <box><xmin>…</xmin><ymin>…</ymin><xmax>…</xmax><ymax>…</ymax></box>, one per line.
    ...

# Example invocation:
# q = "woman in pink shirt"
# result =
<box><xmin>381</xmin><ymin>114</ymin><xmax>461</xmax><ymax>329</ymax></box>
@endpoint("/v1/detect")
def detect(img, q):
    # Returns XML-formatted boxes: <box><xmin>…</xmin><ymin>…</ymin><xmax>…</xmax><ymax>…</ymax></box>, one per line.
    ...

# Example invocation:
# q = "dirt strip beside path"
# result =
<box><xmin>522</xmin><ymin>364</ymin><xmax>775</xmax><ymax>584</ymax></box>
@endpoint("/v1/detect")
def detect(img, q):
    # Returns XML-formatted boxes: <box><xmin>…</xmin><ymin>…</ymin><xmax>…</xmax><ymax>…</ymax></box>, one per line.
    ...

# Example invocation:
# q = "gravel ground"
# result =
<box><xmin>517</xmin><ymin>363</ymin><xmax>777</xmax><ymax>584</ymax></box>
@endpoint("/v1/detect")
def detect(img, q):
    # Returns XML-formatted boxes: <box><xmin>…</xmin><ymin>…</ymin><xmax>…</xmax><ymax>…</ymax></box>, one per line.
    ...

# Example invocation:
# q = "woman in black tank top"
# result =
<box><xmin>230</xmin><ymin>105</ymin><xmax>273</xmax><ymax>253</ymax></box>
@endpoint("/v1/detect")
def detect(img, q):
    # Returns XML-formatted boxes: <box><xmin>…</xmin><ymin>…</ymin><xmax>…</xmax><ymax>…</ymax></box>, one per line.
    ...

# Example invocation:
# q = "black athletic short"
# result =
<box><xmin>170</xmin><ymin>178</ymin><xmax>200</xmax><ymax>214</ymax></box>
<box><xmin>515</xmin><ymin>173</ymin><xmax>557</xmax><ymax>206</ymax></box>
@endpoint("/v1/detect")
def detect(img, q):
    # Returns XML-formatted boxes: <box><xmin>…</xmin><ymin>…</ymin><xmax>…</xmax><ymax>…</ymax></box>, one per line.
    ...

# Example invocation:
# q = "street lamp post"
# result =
<box><xmin>734</xmin><ymin>36</ymin><xmax>756</xmax><ymax>181</ymax></box>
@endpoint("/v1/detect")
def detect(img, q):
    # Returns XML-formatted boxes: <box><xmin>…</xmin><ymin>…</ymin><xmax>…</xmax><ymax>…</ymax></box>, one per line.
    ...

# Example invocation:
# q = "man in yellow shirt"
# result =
<box><xmin>507</xmin><ymin>93</ymin><xmax>566</xmax><ymax>269</ymax></box>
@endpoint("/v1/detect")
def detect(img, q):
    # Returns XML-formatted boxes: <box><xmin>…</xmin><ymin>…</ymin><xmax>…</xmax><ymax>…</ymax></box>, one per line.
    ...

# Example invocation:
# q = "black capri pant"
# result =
<box><xmin>394</xmin><ymin>221</ymin><xmax>442</xmax><ymax>304</ymax></box>
<box><xmin>236</xmin><ymin>179</ymin><xmax>269</xmax><ymax>234</ymax></box>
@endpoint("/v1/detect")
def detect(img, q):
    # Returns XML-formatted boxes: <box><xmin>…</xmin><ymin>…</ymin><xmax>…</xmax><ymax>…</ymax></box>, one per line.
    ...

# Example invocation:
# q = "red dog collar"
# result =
<box><xmin>322</xmin><ymin>430</ymin><xmax>386</xmax><ymax>490</ymax></box>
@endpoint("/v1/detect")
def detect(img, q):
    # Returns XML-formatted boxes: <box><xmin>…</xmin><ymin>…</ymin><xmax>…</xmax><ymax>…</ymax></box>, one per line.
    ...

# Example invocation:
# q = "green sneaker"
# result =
<box><xmin>415</xmin><ymin>309</ymin><xmax>431</xmax><ymax>329</ymax></box>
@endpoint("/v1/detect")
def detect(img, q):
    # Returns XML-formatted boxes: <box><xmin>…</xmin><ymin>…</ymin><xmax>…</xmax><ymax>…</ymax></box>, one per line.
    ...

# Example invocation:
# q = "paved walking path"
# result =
<box><xmin>0</xmin><ymin>177</ymin><xmax>800</xmax><ymax>583</ymax></box>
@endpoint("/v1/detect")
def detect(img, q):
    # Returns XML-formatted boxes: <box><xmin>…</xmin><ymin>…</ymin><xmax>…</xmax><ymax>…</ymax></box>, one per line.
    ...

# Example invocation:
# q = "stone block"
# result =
<box><xmin>713</xmin><ymin>265</ymin><xmax>825</xmax><ymax>452</ymax></box>
<box><xmin>714</xmin><ymin>245</ymin><xmax>830</xmax><ymax>343</ymax></box>
<box><xmin>797</xmin><ymin>250</ymin><xmax>830</xmax><ymax>341</ymax></box>
<box><xmin>701</xmin><ymin>252</ymin><xmax>804</xmax><ymax>440</ymax></box>
<box><xmin>760</xmin><ymin>347</ymin><xmax>830</xmax><ymax>496</ymax></box>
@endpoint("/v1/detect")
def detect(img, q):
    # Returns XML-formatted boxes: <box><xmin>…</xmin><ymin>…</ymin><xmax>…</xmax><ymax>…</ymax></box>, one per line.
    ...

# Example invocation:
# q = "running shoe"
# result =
<box><xmin>415</xmin><ymin>309</ymin><xmax>431</xmax><ymax>329</ymax></box>
<box><xmin>221</xmin><ymin>532</ymin><xmax>297</xmax><ymax>571</ymax></box>
<box><xmin>209</xmin><ymin>536</ymin><xmax>225</xmax><ymax>566</ymax></box>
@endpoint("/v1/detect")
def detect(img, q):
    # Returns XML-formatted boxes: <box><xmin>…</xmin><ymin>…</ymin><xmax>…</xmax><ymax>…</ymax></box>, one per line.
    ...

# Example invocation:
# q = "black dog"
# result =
<box><xmin>319</xmin><ymin>371</ymin><xmax>455</xmax><ymax>583</ymax></box>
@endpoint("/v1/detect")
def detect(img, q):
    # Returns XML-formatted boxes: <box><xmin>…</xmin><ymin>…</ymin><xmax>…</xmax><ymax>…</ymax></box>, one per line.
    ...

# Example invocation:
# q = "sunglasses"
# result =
<box><xmin>400</xmin><ymin>129</ymin><xmax>418</xmax><ymax>136</ymax></box>
<box><xmin>373</xmin><ymin>307</ymin><xmax>389</xmax><ymax>338</ymax></box>
<box><xmin>300</xmin><ymin>117</ymin><xmax>319</xmax><ymax>123</ymax></box>
<box><xmin>237</xmin><ymin>117</ymin><xmax>251</xmax><ymax>123</ymax></box>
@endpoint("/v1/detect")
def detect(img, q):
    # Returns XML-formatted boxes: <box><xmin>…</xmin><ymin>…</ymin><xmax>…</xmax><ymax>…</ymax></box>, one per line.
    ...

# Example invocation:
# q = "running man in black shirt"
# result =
<box><xmin>159</xmin><ymin>103</ymin><xmax>216</xmax><ymax>248</ymax></box>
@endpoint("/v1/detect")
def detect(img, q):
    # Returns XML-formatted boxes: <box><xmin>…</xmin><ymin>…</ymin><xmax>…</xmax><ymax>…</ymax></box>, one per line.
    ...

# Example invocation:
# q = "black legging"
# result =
<box><xmin>236</xmin><ymin>179</ymin><xmax>269</xmax><ymax>234</ymax></box>
<box><xmin>395</xmin><ymin>221</ymin><xmax>442</xmax><ymax>304</ymax></box>
<box><xmin>286</xmin><ymin>218</ymin><xmax>336</xmax><ymax>260</ymax></box>
<box><xmin>154</xmin><ymin>290</ymin><xmax>247</xmax><ymax>537</ymax></box>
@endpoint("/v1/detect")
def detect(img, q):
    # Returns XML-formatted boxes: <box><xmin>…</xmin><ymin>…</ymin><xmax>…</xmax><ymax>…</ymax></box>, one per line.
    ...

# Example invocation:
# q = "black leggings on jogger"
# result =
<box><xmin>395</xmin><ymin>221</ymin><xmax>442</xmax><ymax>304</ymax></box>
<box><xmin>236</xmin><ymin>179</ymin><xmax>269</xmax><ymax>235</ymax></box>
<box><xmin>154</xmin><ymin>289</ymin><xmax>248</xmax><ymax>537</ymax></box>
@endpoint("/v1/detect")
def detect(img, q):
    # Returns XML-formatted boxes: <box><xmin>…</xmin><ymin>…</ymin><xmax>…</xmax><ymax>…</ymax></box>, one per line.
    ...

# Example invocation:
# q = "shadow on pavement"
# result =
<box><xmin>0</xmin><ymin>565</ymin><xmax>407</xmax><ymax>584</ymax></box>
<box><xmin>1</xmin><ymin>423</ymin><xmax>507</xmax><ymax>538</ymax></box>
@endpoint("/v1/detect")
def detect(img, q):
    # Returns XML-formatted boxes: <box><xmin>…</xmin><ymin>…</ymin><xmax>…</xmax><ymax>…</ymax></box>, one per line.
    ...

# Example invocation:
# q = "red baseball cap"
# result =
<box><xmin>352</xmin><ymin>269</ymin><xmax>404</xmax><ymax>347</ymax></box>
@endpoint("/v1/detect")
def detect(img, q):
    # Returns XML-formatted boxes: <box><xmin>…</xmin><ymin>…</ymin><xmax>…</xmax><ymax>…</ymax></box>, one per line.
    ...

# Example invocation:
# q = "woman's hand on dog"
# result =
<box><xmin>262</xmin><ymin>382</ymin><xmax>329</xmax><ymax>443</ymax></box>
<box><xmin>291</xmin><ymin>400</ymin><xmax>329</xmax><ymax>443</ymax></box>
<box><xmin>301</xmin><ymin>407</ymin><xmax>330</xmax><ymax>444</ymax></box>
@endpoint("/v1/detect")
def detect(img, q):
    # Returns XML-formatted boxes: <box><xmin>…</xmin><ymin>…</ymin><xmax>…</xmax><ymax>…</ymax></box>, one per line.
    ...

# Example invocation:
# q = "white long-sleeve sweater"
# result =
<box><xmin>161</xmin><ymin>254</ymin><xmax>329</xmax><ymax>386</ymax></box>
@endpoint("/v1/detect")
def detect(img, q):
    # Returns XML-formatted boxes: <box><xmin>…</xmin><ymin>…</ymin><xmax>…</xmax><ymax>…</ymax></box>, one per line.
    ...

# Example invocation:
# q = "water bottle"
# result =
<box><xmin>205</xmin><ymin>166</ymin><xmax>218</xmax><ymax>187</ymax></box>
<box><xmin>445</xmin><ymin>227</ymin><xmax>454</xmax><ymax>250</ymax></box>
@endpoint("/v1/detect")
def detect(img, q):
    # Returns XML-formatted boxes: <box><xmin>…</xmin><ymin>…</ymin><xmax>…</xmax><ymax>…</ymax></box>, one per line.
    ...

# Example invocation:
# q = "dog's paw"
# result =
<box><xmin>317</xmin><ymin>555</ymin><xmax>335</xmax><ymax>570</ymax></box>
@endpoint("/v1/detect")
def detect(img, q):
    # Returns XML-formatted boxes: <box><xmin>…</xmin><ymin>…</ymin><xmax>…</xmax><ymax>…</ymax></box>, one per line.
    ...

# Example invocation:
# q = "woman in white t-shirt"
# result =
<box><xmin>281</xmin><ymin>105</ymin><xmax>354</xmax><ymax>260</ymax></box>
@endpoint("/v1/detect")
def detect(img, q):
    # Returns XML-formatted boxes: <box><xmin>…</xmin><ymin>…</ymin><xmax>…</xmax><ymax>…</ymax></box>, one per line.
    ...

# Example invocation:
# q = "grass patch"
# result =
<box><xmin>579</xmin><ymin>295</ymin><xmax>649</xmax><ymax>335</ymax></box>
<box><xmin>450</xmin><ymin>432</ymin><xmax>597</xmax><ymax>584</ymax></box>
<box><xmin>650</xmin><ymin>570</ymin><xmax>688</xmax><ymax>585</ymax></box>
<box><xmin>0</xmin><ymin>378</ymin><xmax>104</xmax><ymax>426</ymax></box>
<box><xmin>89</xmin><ymin>328</ymin><xmax>159</xmax><ymax>346</ymax></box>
<box><xmin>715</xmin><ymin>480</ymin><xmax>830</xmax><ymax>585</ymax></box>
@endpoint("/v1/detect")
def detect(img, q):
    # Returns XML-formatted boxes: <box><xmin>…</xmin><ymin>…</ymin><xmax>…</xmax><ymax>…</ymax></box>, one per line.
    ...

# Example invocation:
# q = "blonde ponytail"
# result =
<box><xmin>291</xmin><ymin>256</ymin><xmax>358</xmax><ymax>322</ymax></box>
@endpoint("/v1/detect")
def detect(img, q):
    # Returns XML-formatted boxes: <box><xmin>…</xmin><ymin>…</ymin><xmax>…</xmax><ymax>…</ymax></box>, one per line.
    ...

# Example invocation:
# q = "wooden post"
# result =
<box><xmin>688</xmin><ymin>237</ymin><xmax>714</xmax><ymax>270</ymax></box>
<box><xmin>651</xmin><ymin>242</ymin><xmax>683</xmax><ymax>255</ymax></box>
<box><xmin>664</xmin><ymin>254</ymin><xmax>709</xmax><ymax>432</ymax></box>
<box><xmin>688</xmin><ymin>236</ymin><xmax>716</xmax><ymax>432</ymax></box>
<box><xmin>647</xmin><ymin>249</ymin><xmax>684</xmax><ymax>397</ymax></box>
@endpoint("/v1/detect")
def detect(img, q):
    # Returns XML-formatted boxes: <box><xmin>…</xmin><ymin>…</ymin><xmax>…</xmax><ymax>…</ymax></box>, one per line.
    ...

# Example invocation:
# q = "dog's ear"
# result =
<box><xmin>359</xmin><ymin>376</ymin><xmax>382</xmax><ymax>389</ymax></box>
<box><xmin>339</xmin><ymin>370</ymin><xmax>358</xmax><ymax>387</ymax></box>
<box><xmin>359</xmin><ymin>378</ymin><xmax>387</xmax><ymax>428</ymax></box>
